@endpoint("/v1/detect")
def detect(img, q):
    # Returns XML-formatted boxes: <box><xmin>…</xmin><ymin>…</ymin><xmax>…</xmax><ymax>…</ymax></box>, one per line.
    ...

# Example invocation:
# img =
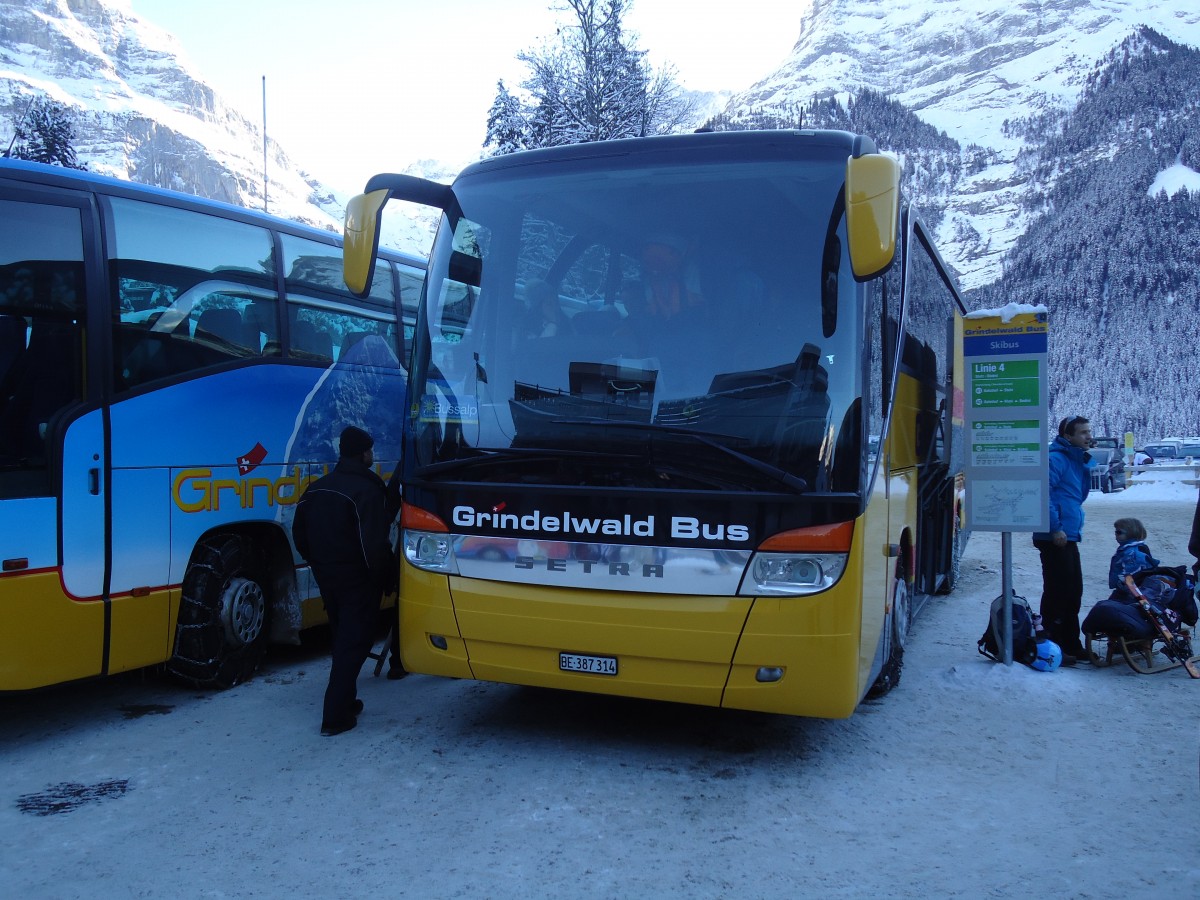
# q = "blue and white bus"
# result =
<box><xmin>0</xmin><ymin>158</ymin><xmax>425</xmax><ymax>690</ymax></box>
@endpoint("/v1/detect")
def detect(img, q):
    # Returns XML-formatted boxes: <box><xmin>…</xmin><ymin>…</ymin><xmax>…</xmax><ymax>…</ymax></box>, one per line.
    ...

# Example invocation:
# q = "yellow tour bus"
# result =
<box><xmin>344</xmin><ymin>129</ymin><xmax>966</xmax><ymax>717</ymax></box>
<box><xmin>0</xmin><ymin>158</ymin><xmax>424</xmax><ymax>691</ymax></box>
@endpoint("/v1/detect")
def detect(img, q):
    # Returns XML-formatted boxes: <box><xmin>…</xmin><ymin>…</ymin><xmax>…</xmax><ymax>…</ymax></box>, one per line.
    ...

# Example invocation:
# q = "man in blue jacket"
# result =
<box><xmin>1033</xmin><ymin>415</ymin><xmax>1094</xmax><ymax>665</ymax></box>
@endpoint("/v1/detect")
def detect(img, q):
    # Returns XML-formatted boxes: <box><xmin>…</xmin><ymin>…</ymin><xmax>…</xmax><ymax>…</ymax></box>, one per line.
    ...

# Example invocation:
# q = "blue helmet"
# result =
<box><xmin>1031</xmin><ymin>638</ymin><xmax>1062</xmax><ymax>672</ymax></box>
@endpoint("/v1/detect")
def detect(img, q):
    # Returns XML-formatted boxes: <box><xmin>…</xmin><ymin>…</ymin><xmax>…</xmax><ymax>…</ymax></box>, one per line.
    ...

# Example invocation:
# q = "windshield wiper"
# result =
<box><xmin>416</xmin><ymin>445</ymin><xmax>638</xmax><ymax>478</ymax></box>
<box><xmin>543</xmin><ymin>417</ymin><xmax>808</xmax><ymax>493</ymax></box>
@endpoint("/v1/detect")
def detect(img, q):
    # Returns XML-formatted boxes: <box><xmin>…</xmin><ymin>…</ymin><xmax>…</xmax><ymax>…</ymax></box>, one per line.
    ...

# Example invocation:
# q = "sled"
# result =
<box><xmin>1083</xmin><ymin>629</ymin><xmax>1199</xmax><ymax>675</ymax></box>
<box><xmin>369</xmin><ymin>622</ymin><xmax>393</xmax><ymax>677</ymax></box>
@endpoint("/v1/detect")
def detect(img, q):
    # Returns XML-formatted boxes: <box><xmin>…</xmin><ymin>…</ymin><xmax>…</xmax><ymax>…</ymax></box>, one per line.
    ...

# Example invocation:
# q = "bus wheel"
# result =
<box><xmin>869</xmin><ymin>566</ymin><xmax>908</xmax><ymax>698</ymax></box>
<box><xmin>167</xmin><ymin>534</ymin><xmax>269</xmax><ymax>689</ymax></box>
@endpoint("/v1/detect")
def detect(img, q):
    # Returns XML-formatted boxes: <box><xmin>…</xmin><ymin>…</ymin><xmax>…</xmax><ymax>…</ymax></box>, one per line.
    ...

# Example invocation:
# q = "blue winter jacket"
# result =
<box><xmin>1108</xmin><ymin>539</ymin><xmax>1159</xmax><ymax>598</ymax></box>
<box><xmin>1033</xmin><ymin>436</ymin><xmax>1093</xmax><ymax>541</ymax></box>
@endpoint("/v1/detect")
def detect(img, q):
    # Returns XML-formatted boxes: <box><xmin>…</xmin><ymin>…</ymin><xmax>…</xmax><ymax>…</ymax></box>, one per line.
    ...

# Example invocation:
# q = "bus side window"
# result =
<box><xmin>280</xmin><ymin>233</ymin><xmax>404</xmax><ymax>365</ymax></box>
<box><xmin>287</xmin><ymin>305</ymin><xmax>398</xmax><ymax>366</ymax></box>
<box><xmin>1</xmin><ymin>320</ymin><xmax>80</xmax><ymax>466</ymax></box>
<box><xmin>0</xmin><ymin>200</ymin><xmax>87</xmax><ymax>492</ymax></box>
<box><xmin>115</xmin><ymin>282</ymin><xmax>276</xmax><ymax>389</ymax></box>
<box><xmin>904</xmin><ymin>229</ymin><xmax>955</xmax><ymax>465</ymax></box>
<box><xmin>108</xmin><ymin>197</ymin><xmax>276</xmax><ymax>391</ymax></box>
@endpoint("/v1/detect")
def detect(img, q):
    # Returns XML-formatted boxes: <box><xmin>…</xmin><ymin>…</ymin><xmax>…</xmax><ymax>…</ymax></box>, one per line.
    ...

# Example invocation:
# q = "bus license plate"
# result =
<box><xmin>559</xmin><ymin>652</ymin><xmax>618</xmax><ymax>676</ymax></box>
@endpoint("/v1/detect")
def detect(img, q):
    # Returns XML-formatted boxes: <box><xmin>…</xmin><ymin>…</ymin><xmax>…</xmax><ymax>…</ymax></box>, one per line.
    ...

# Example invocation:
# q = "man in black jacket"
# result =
<box><xmin>292</xmin><ymin>426</ymin><xmax>394</xmax><ymax>736</ymax></box>
<box><xmin>1190</xmin><ymin>491</ymin><xmax>1200</xmax><ymax>570</ymax></box>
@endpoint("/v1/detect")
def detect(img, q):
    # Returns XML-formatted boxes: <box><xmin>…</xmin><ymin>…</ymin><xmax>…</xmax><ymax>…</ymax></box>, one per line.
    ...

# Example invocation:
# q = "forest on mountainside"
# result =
<box><xmin>971</xmin><ymin>28</ymin><xmax>1200</xmax><ymax>440</ymax></box>
<box><xmin>708</xmin><ymin>29</ymin><xmax>1200</xmax><ymax>441</ymax></box>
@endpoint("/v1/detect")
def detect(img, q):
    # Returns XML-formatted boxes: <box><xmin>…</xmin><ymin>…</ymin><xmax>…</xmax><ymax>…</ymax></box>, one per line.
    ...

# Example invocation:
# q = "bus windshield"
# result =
<box><xmin>410</xmin><ymin>151</ymin><xmax>864</xmax><ymax>495</ymax></box>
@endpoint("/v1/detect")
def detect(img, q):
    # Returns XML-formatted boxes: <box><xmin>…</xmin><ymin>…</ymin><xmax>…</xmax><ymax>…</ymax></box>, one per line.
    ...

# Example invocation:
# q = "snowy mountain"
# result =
<box><xmin>0</xmin><ymin>0</ymin><xmax>435</xmax><ymax>253</ymax></box>
<box><xmin>4</xmin><ymin>0</ymin><xmax>1198</xmax><ymax>437</ymax></box>
<box><xmin>707</xmin><ymin>0</ymin><xmax>1200</xmax><ymax>440</ymax></box>
<box><xmin>720</xmin><ymin>0</ymin><xmax>1200</xmax><ymax>289</ymax></box>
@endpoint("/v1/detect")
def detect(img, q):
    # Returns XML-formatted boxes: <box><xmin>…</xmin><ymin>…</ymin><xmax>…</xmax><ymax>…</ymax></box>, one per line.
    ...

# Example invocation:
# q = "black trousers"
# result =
<box><xmin>316</xmin><ymin>575</ymin><xmax>379</xmax><ymax>726</ymax></box>
<box><xmin>1033</xmin><ymin>539</ymin><xmax>1085</xmax><ymax>655</ymax></box>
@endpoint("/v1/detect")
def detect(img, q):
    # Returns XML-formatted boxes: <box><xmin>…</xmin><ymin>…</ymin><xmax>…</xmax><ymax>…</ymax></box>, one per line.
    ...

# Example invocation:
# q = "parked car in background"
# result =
<box><xmin>1142</xmin><ymin>439</ymin><xmax>1200</xmax><ymax>461</ymax></box>
<box><xmin>1177</xmin><ymin>442</ymin><xmax>1200</xmax><ymax>460</ymax></box>
<box><xmin>1143</xmin><ymin>441</ymin><xmax>1182</xmax><ymax>460</ymax></box>
<box><xmin>1091</xmin><ymin>436</ymin><xmax>1119</xmax><ymax>450</ymax></box>
<box><xmin>1089</xmin><ymin>447</ymin><xmax>1127</xmax><ymax>493</ymax></box>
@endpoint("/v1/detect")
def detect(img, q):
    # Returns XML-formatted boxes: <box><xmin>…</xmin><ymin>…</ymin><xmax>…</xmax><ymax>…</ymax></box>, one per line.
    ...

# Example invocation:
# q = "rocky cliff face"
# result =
<box><xmin>720</xmin><ymin>0</ymin><xmax>1200</xmax><ymax>288</ymax></box>
<box><xmin>0</xmin><ymin>0</ymin><xmax>433</xmax><ymax>250</ymax></box>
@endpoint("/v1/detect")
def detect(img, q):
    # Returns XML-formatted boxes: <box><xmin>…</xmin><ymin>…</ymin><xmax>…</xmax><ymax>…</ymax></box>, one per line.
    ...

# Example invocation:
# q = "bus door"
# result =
<box><xmin>0</xmin><ymin>182</ymin><xmax>111</xmax><ymax>688</ymax></box>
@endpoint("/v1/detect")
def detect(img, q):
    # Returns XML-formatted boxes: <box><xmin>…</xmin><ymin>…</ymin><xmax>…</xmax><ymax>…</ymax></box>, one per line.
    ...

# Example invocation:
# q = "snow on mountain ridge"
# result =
<box><xmin>727</xmin><ymin>0</ymin><xmax>1200</xmax><ymax>287</ymax></box>
<box><xmin>1149</xmin><ymin>160</ymin><xmax>1200</xmax><ymax>198</ymax></box>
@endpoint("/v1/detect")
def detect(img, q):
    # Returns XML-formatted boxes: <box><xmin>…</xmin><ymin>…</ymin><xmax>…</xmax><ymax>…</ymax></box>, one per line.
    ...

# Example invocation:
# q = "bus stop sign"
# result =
<box><xmin>963</xmin><ymin>307</ymin><xmax>1050</xmax><ymax>533</ymax></box>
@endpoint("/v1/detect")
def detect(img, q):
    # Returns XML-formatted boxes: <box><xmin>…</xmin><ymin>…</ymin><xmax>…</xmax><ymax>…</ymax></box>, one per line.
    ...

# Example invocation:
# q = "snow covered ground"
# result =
<box><xmin>2</xmin><ymin>477</ymin><xmax>1198</xmax><ymax>898</ymax></box>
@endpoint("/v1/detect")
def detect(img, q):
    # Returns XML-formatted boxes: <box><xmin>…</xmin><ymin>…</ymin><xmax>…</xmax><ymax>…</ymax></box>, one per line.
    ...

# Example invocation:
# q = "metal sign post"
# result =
<box><xmin>963</xmin><ymin>307</ymin><xmax>1050</xmax><ymax>664</ymax></box>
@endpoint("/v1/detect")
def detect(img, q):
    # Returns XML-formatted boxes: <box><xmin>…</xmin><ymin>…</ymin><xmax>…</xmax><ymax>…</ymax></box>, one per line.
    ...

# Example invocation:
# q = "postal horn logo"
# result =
<box><xmin>237</xmin><ymin>442</ymin><xmax>268</xmax><ymax>476</ymax></box>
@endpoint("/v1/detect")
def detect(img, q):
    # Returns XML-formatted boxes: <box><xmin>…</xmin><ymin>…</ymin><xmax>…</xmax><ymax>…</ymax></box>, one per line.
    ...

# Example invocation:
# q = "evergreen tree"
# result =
<box><xmin>483</xmin><ymin>0</ymin><xmax>692</xmax><ymax>155</ymax></box>
<box><xmin>7</xmin><ymin>98</ymin><xmax>87</xmax><ymax>170</ymax></box>
<box><xmin>484</xmin><ymin>80</ymin><xmax>529</xmax><ymax>156</ymax></box>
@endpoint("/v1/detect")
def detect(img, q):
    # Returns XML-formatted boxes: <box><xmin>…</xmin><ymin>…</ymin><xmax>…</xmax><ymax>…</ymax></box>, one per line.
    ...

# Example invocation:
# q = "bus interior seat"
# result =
<box><xmin>134</xmin><ymin>309</ymin><xmax>195</xmax><ymax>384</ymax></box>
<box><xmin>570</xmin><ymin>306</ymin><xmax>621</xmax><ymax>336</ymax></box>
<box><xmin>195</xmin><ymin>308</ymin><xmax>248</xmax><ymax>351</ymax></box>
<box><xmin>291</xmin><ymin>320</ymin><xmax>333</xmax><ymax>363</ymax></box>
<box><xmin>242</xmin><ymin>301</ymin><xmax>278</xmax><ymax>354</ymax></box>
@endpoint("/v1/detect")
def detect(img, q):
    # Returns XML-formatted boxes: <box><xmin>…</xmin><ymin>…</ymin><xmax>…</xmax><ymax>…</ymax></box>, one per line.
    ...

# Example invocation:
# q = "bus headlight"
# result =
<box><xmin>403</xmin><ymin>530</ymin><xmax>459</xmax><ymax>574</ymax></box>
<box><xmin>741</xmin><ymin>551</ymin><xmax>847</xmax><ymax>596</ymax></box>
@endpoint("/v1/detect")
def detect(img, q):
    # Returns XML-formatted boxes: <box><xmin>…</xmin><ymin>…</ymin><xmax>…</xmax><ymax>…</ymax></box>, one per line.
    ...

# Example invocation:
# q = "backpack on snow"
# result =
<box><xmin>978</xmin><ymin>593</ymin><xmax>1039</xmax><ymax>665</ymax></box>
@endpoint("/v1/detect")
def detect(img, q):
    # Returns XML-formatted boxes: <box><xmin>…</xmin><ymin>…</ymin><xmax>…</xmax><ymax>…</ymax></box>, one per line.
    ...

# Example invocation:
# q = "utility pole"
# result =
<box><xmin>4</xmin><ymin>95</ymin><xmax>36</xmax><ymax>157</ymax></box>
<box><xmin>261</xmin><ymin>76</ymin><xmax>268</xmax><ymax>213</ymax></box>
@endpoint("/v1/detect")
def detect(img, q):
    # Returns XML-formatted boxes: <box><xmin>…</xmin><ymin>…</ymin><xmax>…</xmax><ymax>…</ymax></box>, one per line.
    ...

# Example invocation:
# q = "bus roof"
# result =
<box><xmin>0</xmin><ymin>157</ymin><xmax>423</xmax><ymax>266</ymax></box>
<box><xmin>457</xmin><ymin>129</ymin><xmax>881</xmax><ymax>181</ymax></box>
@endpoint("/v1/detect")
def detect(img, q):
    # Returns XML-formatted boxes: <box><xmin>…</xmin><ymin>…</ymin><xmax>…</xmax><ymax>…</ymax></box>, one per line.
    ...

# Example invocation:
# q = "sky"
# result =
<box><xmin>126</xmin><ymin>0</ymin><xmax>809</xmax><ymax>193</ymax></box>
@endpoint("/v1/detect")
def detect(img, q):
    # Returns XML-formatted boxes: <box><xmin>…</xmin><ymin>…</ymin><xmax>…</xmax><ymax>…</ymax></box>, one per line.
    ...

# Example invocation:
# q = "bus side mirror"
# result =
<box><xmin>845</xmin><ymin>155</ymin><xmax>900</xmax><ymax>281</ymax></box>
<box><xmin>344</xmin><ymin>189</ymin><xmax>390</xmax><ymax>298</ymax></box>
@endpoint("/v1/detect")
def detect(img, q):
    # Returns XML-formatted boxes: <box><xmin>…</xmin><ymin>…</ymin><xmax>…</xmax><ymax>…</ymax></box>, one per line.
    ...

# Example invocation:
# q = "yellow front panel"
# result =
<box><xmin>413</xmin><ymin>571</ymin><xmax>752</xmax><ymax>707</ymax></box>
<box><xmin>398</xmin><ymin>564</ymin><xmax>472</xmax><ymax>678</ymax></box>
<box><xmin>726</xmin><ymin>524</ymin><xmax>873</xmax><ymax>718</ymax></box>
<box><xmin>0</xmin><ymin>572</ymin><xmax>104</xmax><ymax>690</ymax></box>
<box><xmin>107</xmin><ymin>589</ymin><xmax>174</xmax><ymax>675</ymax></box>
<box><xmin>725</xmin><ymin>630</ymin><xmax>862</xmax><ymax>718</ymax></box>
